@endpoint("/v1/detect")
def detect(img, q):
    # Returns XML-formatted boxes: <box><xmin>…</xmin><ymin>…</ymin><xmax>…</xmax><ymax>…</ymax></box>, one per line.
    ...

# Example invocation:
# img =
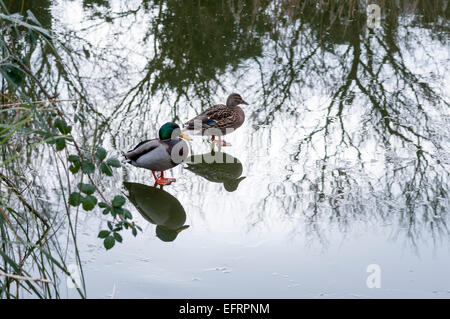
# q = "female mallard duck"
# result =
<box><xmin>124</xmin><ymin>122</ymin><xmax>192</xmax><ymax>186</ymax></box>
<box><xmin>184</xmin><ymin>93</ymin><xmax>248</xmax><ymax>147</ymax></box>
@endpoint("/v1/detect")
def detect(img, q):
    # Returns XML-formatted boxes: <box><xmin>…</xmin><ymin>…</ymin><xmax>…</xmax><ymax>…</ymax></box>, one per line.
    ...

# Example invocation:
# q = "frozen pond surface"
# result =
<box><xmin>1</xmin><ymin>0</ymin><xmax>449</xmax><ymax>298</ymax></box>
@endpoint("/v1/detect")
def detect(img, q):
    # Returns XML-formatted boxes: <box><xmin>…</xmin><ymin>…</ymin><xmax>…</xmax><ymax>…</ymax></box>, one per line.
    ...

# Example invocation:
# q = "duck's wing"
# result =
<box><xmin>124</xmin><ymin>138</ymin><xmax>161</xmax><ymax>161</ymax></box>
<box><xmin>184</xmin><ymin>104</ymin><xmax>237</xmax><ymax>130</ymax></box>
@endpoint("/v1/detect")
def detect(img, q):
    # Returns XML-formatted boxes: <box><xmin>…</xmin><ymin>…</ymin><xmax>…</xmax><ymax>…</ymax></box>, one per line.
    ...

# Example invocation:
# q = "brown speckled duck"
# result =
<box><xmin>184</xmin><ymin>93</ymin><xmax>248</xmax><ymax>147</ymax></box>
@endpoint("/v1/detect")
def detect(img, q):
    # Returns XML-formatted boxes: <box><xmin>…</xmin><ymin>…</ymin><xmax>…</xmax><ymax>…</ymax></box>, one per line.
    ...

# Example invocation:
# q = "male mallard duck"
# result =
<box><xmin>124</xmin><ymin>122</ymin><xmax>192</xmax><ymax>186</ymax></box>
<box><xmin>184</xmin><ymin>93</ymin><xmax>248</xmax><ymax>147</ymax></box>
<box><xmin>124</xmin><ymin>182</ymin><xmax>189</xmax><ymax>242</ymax></box>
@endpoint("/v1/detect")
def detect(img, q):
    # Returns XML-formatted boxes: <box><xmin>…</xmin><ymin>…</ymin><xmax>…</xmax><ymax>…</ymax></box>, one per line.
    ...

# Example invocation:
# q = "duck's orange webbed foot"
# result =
<box><xmin>220</xmin><ymin>140</ymin><xmax>231</xmax><ymax>147</ymax></box>
<box><xmin>156</xmin><ymin>178</ymin><xmax>175</xmax><ymax>186</ymax></box>
<box><xmin>152</xmin><ymin>171</ymin><xmax>176</xmax><ymax>186</ymax></box>
<box><xmin>211</xmin><ymin>135</ymin><xmax>231</xmax><ymax>147</ymax></box>
<box><xmin>218</xmin><ymin>136</ymin><xmax>231</xmax><ymax>147</ymax></box>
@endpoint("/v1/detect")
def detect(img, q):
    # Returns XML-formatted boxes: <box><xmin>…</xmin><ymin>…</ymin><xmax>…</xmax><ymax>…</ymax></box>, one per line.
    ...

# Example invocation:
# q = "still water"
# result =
<box><xmin>1</xmin><ymin>0</ymin><xmax>449</xmax><ymax>298</ymax></box>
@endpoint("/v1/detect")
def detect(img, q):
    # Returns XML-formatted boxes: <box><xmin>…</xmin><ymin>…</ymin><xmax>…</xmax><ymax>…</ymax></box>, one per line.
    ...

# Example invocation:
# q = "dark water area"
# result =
<box><xmin>0</xmin><ymin>0</ymin><xmax>449</xmax><ymax>298</ymax></box>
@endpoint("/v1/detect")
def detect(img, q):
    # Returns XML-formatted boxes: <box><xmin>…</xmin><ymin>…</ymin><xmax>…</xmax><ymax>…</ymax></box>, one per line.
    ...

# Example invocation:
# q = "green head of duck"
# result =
<box><xmin>158</xmin><ymin>122</ymin><xmax>192</xmax><ymax>141</ymax></box>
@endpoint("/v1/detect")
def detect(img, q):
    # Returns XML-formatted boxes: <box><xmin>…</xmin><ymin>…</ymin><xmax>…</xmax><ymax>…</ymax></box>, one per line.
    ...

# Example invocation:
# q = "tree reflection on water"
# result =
<box><xmin>1</xmin><ymin>1</ymin><xmax>449</xmax><ymax>297</ymax></box>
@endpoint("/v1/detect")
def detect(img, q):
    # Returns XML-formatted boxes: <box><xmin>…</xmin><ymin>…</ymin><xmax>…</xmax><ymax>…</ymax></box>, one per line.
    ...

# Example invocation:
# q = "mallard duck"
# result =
<box><xmin>124</xmin><ymin>182</ymin><xmax>189</xmax><ymax>242</ymax></box>
<box><xmin>185</xmin><ymin>151</ymin><xmax>246</xmax><ymax>192</ymax></box>
<box><xmin>184</xmin><ymin>93</ymin><xmax>248</xmax><ymax>147</ymax></box>
<box><xmin>124</xmin><ymin>122</ymin><xmax>192</xmax><ymax>186</ymax></box>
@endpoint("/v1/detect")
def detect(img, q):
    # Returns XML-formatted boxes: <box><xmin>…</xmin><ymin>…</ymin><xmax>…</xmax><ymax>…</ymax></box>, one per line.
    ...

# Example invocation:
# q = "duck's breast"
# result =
<box><xmin>167</xmin><ymin>138</ymin><xmax>189</xmax><ymax>164</ymax></box>
<box><xmin>231</xmin><ymin>106</ymin><xmax>245</xmax><ymax>130</ymax></box>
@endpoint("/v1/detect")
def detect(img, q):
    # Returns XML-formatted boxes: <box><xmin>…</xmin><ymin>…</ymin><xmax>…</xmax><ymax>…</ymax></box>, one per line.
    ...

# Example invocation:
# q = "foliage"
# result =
<box><xmin>0</xmin><ymin>2</ymin><xmax>141</xmax><ymax>299</ymax></box>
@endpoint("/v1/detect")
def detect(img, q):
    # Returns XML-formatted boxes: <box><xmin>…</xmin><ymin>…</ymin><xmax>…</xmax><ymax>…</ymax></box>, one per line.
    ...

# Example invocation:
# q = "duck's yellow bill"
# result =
<box><xmin>179</xmin><ymin>132</ymin><xmax>193</xmax><ymax>141</ymax></box>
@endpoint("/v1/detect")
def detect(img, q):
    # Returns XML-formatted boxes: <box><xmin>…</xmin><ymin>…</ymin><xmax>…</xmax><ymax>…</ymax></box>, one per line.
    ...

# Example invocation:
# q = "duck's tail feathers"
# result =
<box><xmin>122</xmin><ymin>152</ymin><xmax>132</xmax><ymax>164</ymax></box>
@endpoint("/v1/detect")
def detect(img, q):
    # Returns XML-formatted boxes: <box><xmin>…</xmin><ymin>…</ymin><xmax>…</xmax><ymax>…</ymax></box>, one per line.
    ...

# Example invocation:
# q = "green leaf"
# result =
<box><xmin>54</xmin><ymin>119</ymin><xmax>64</xmax><ymax>132</ymax></box>
<box><xmin>54</xmin><ymin>119</ymin><xmax>72</xmax><ymax>134</ymax></box>
<box><xmin>55</xmin><ymin>138</ymin><xmax>66</xmax><ymax>151</ymax></box>
<box><xmin>102</xmin><ymin>207</ymin><xmax>111</xmax><ymax>215</ymax></box>
<box><xmin>81</xmin><ymin>195</ymin><xmax>97</xmax><ymax>211</ymax></box>
<box><xmin>69</xmin><ymin>164</ymin><xmax>80</xmax><ymax>174</ymax></box>
<box><xmin>110</xmin><ymin>207</ymin><xmax>123</xmax><ymax>217</ymax></box>
<box><xmin>0</xmin><ymin>64</ymin><xmax>24</xmax><ymax>86</ymax></box>
<box><xmin>103</xmin><ymin>236</ymin><xmax>115</xmax><ymax>250</ymax></box>
<box><xmin>106</xmin><ymin>158</ymin><xmax>121</xmax><ymax>168</ymax></box>
<box><xmin>77</xmin><ymin>183</ymin><xmax>95</xmax><ymax>195</ymax></box>
<box><xmin>98</xmin><ymin>230</ymin><xmax>110</xmax><ymax>238</ymax></box>
<box><xmin>81</xmin><ymin>161</ymin><xmax>95</xmax><ymax>174</ymax></box>
<box><xmin>98</xmin><ymin>202</ymin><xmax>108</xmax><ymax>208</ymax></box>
<box><xmin>68</xmin><ymin>155</ymin><xmax>80</xmax><ymax>163</ymax></box>
<box><xmin>100</xmin><ymin>162</ymin><xmax>113</xmax><ymax>176</ymax></box>
<box><xmin>132</xmin><ymin>228</ymin><xmax>137</xmax><ymax>237</ymax></box>
<box><xmin>68</xmin><ymin>192</ymin><xmax>82</xmax><ymax>206</ymax></box>
<box><xmin>113</xmin><ymin>232</ymin><xmax>123</xmax><ymax>243</ymax></box>
<box><xmin>74</xmin><ymin>113</ymin><xmax>85</xmax><ymax>124</ymax></box>
<box><xmin>124</xmin><ymin>209</ymin><xmax>132</xmax><ymax>219</ymax></box>
<box><xmin>95</xmin><ymin>147</ymin><xmax>107</xmax><ymax>161</ymax></box>
<box><xmin>112</xmin><ymin>195</ymin><xmax>126</xmax><ymax>208</ymax></box>
<box><xmin>107</xmin><ymin>221</ymin><xmax>113</xmax><ymax>230</ymax></box>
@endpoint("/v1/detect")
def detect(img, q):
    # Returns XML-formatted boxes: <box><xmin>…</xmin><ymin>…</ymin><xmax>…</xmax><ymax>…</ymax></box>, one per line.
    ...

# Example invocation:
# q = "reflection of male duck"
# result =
<box><xmin>124</xmin><ymin>182</ymin><xmax>189</xmax><ymax>242</ymax></box>
<box><xmin>185</xmin><ymin>151</ymin><xmax>246</xmax><ymax>192</ymax></box>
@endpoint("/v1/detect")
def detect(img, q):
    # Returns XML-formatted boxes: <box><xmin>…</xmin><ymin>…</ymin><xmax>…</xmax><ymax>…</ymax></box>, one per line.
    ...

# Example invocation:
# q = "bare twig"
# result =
<box><xmin>0</xmin><ymin>172</ymin><xmax>50</xmax><ymax>227</ymax></box>
<box><xmin>0</xmin><ymin>272</ymin><xmax>54</xmax><ymax>284</ymax></box>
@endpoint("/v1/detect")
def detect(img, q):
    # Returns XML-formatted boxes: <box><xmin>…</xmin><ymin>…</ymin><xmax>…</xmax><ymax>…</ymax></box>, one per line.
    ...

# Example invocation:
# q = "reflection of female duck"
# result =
<box><xmin>124</xmin><ymin>182</ymin><xmax>189</xmax><ymax>242</ymax></box>
<box><xmin>185</xmin><ymin>151</ymin><xmax>245</xmax><ymax>192</ymax></box>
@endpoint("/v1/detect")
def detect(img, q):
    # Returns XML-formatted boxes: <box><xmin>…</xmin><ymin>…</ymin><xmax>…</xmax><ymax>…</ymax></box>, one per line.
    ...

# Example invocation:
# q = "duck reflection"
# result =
<box><xmin>123</xmin><ymin>182</ymin><xmax>189</xmax><ymax>242</ymax></box>
<box><xmin>185</xmin><ymin>151</ymin><xmax>246</xmax><ymax>192</ymax></box>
